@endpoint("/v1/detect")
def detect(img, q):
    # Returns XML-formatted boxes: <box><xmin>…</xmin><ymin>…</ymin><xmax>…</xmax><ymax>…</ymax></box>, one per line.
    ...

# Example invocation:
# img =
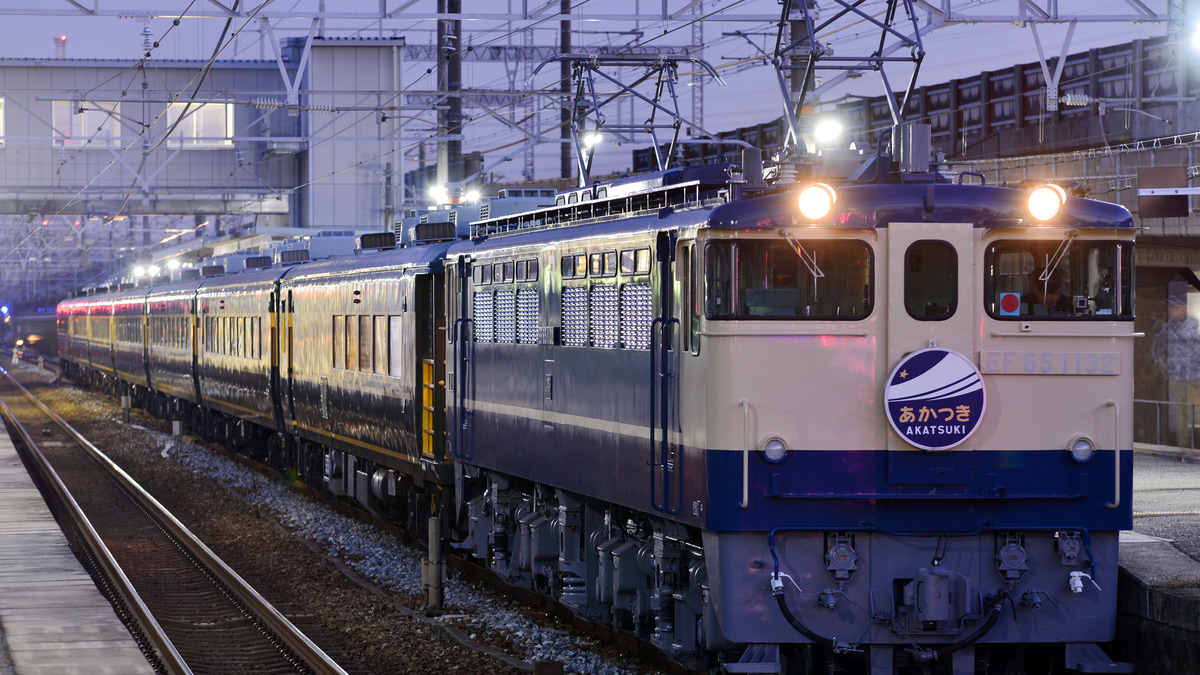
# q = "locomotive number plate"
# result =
<box><xmin>979</xmin><ymin>351</ymin><xmax>1120</xmax><ymax>375</ymax></box>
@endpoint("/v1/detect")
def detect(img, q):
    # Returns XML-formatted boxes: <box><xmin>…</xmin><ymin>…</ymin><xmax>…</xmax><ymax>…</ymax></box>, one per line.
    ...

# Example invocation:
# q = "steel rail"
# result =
<box><xmin>0</xmin><ymin>370</ymin><xmax>190</xmax><ymax>675</ymax></box>
<box><xmin>0</xmin><ymin>368</ymin><xmax>350</xmax><ymax>675</ymax></box>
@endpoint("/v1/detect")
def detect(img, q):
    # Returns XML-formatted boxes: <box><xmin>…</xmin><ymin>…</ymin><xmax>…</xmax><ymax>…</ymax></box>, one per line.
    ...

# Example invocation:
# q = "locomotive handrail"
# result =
<box><xmin>988</xmin><ymin>331</ymin><xmax>1143</xmax><ymax>338</ymax></box>
<box><xmin>739</xmin><ymin>399</ymin><xmax>750</xmax><ymax>509</ymax></box>
<box><xmin>451</xmin><ymin>317</ymin><xmax>475</xmax><ymax>460</ymax></box>
<box><xmin>1106</xmin><ymin>400</ymin><xmax>1121</xmax><ymax>509</ymax></box>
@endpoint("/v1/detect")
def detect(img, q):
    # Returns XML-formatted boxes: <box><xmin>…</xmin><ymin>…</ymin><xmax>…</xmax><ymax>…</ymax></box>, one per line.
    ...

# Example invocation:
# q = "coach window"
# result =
<box><xmin>905</xmin><ymin>241</ymin><xmax>957</xmax><ymax>320</ymax></box>
<box><xmin>517</xmin><ymin>259</ymin><xmax>540</xmax><ymax>283</ymax></box>
<box><xmin>347</xmin><ymin>316</ymin><xmax>359</xmax><ymax>371</ymax></box>
<box><xmin>373</xmin><ymin>316</ymin><xmax>388</xmax><ymax>374</ymax></box>
<box><xmin>359</xmin><ymin>315</ymin><xmax>372</xmax><ymax>371</ymax></box>
<box><xmin>562</xmin><ymin>254</ymin><xmax>586</xmax><ymax>279</ymax></box>
<box><xmin>333</xmin><ymin>316</ymin><xmax>345</xmax><ymax>368</ymax></box>
<box><xmin>389</xmin><ymin>316</ymin><xmax>404</xmax><ymax>378</ymax></box>
<box><xmin>495</xmin><ymin>261</ymin><xmax>514</xmax><ymax>284</ymax></box>
<box><xmin>590</xmin><ymin>251</ymin><xmax>617</xmax><ymax>278</ymax></box>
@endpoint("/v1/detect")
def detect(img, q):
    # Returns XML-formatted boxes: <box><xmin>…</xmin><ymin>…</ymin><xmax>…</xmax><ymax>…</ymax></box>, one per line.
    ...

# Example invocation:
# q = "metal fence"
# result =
<box><xmin>1134</xmin><ymin>399</ymin><xmax>1200</xmax><ymax>449</ymax></box>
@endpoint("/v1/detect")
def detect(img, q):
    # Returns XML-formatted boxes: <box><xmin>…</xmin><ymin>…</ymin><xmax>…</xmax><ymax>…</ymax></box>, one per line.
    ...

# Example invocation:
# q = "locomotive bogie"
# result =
<box><xmin>459</xmin><ymin>468</ymin><xmax>714</xmax><ymax>668</ymax></box>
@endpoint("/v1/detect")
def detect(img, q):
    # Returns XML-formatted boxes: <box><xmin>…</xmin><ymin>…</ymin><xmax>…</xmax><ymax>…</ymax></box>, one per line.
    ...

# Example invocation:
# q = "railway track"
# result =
<box><xmin>0</xmin><ymin>366</ymin><xmax>355</xmax><ymax>675</ymax></box>
<box><xmin>3</xmin><ymin>356</ymin><xmax>671</xmax><ymax>674</ymax></box>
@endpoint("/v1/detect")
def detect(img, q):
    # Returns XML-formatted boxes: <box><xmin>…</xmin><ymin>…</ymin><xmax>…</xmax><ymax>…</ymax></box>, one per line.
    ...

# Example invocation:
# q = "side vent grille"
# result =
<box><xmin>244</xmin><ymin>255</ymin><xmax>272</xmax><ymax>269</ymax></box>
<box><xmin>278</xmin><ymin>249</ymin><xmax>311</xmax><ymax>264</ymax></box>
<box><xmin>413</xmin><ymin>222</ymin><xmax>456</xmax><ymax>241</ymax></box>
<box><xmin>479</xmin><ymin>203</ymin><xmax>491</xmax><ymax>220</ymax></box>
<box><xmin>357</xmin><ymin>232</ymin><xmax>397</xmax><ymax>251</ymax></box>
<box><xmin>201</xmin><ymin>265</ymin><xmax>225</xmax><ymax>276</ymax></box>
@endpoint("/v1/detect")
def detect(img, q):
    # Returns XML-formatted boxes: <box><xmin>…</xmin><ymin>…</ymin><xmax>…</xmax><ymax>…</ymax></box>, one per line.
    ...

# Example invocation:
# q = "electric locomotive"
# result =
<box><xmin>57</xmin><ymin>123</ymin><xmax>1134</xmax><ymax>674</ymax></box>
<box><xmin>444</xmin><ymin>132</ymin><xmax>1134</xmax><ymax>674</ymax></box>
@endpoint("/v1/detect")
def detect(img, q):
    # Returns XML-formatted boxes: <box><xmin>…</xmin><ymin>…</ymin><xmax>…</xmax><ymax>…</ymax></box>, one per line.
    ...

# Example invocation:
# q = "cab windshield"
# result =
<box><xmin>704</xmin><ymin>239</ymin><xmax>873</xmax><ymax>319</ymax></box>
<box><xmin>985</xmin><ymin>239</ymin><xmax>1133</xmax><ymax>319</ymax></box>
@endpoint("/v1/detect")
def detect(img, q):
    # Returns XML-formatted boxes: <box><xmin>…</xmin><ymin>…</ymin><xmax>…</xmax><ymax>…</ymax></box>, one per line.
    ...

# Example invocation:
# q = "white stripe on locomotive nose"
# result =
<box><xmin>888</xmin><ymin>354</ymin><xmax>981</xmax><ymax>401</ymax></box>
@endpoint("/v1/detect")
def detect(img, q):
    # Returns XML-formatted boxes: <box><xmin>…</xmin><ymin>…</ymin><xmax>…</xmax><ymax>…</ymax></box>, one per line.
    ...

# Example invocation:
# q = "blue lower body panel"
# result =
<box><xmin>705</xmin><ymin>448</ymin><xmax>1133</xmax><ymax>533</ymax></box>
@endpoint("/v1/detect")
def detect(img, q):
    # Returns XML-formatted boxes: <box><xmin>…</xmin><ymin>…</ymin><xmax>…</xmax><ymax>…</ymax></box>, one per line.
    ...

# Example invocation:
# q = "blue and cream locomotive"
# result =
<box><xmin>58</xmin><ymin>124</ymin><xmax>1134</xmax><ymax>674</ymax></box>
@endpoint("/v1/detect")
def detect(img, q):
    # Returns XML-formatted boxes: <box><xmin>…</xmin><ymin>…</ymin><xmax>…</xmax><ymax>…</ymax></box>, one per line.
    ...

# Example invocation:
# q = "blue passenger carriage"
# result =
<box><xmin>279</xmin><ymin>234</ymin><xmax>452</xmax><ymax>521</ymax></box>
<box><xmin>144</xmin><ymin>278</ymin><xmax>206</xmax><ymax>421</ymax></box>
<box><xmin>193</xmin><ymin>259</ymin><xmax>283</xmax><ymax>453</ymax></box>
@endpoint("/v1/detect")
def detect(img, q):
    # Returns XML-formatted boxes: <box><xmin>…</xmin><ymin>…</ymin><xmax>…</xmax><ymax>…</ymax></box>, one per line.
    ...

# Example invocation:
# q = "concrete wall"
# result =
<box><xmin>302</xmin><ymin>38</ymin><xmax>407</xmax><ymax>234</ymax></box>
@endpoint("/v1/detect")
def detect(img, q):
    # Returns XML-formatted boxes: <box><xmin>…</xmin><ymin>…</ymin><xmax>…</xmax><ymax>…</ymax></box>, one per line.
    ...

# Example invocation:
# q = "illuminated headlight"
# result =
<box><xmin>1028</xmin><ymin>184</ymin><xmax>1067</xmax><ymax>222</ymax></box>
<box><xmin>798</xmin><ymin>183</ymin><xmax>837</xmax><ymax>220</ymax></box>
<box><xmin>1066</xmin><ymin>434</ymin><xmax>1096</xmax><ymax>463</ymax></box>
<box><xmin>760</xmin><ymin>436</ymin><xmax>789</xmax><ymax>464</ymax></box>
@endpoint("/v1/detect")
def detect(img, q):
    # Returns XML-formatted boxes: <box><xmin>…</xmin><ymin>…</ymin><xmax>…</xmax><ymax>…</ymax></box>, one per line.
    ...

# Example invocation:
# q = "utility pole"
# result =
<box><xmin>560</xmin><ymin>0</ymin><xmax>572</xmax><ymax>181</ymax></box>
<box><xmin>437</xmin><ymin>0</ymin><xmax>463</xmax><ymax>202</ymax></box>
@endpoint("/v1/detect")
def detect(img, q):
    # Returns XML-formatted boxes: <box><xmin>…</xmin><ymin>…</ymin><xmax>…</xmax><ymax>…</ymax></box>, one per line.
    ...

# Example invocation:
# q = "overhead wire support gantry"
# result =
<box><xmin>772</xmin><ymin>0</ymin><xmax>924</xmax><ymax>159</ymax></box>
<box><xmin>529</xmin><ymin>53</ymin><xmax>725</xmax><ymax>188</ymax></box>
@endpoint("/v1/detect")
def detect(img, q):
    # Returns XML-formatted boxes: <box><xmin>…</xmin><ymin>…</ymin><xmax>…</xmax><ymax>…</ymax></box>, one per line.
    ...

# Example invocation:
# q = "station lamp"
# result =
<box><xmin>813</xmin><ymin>118</ymin><xmax>843</xmax><ymax>147</ymax></box>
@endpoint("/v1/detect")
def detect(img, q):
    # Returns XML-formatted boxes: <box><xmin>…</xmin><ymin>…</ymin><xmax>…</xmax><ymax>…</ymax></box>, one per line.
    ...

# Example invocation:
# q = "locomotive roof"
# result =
<box><xmin>708</xmin><ymin>182</ymin><xmax>1135</xmax><ymax>230</ymax></box>
<box><xmin>450</xmin><ymin>206</ymin><xmax>711</xmax><ymax>256</ymax></box>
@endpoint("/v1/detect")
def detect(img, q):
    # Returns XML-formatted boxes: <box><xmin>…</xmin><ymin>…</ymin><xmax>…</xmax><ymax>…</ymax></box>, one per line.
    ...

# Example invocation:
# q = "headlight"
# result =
<box><xmin>760</xmin><ymin>436</ymin><xmax>789</xmax><ymax>463</ymax></box>
<box><xmin>1066</xmin><ymin>434</ymin><xmax>1096</xmax><ymax>463</ymax></box>
<box><xmin>798</xmin><ymin>183</ymin><xmax>837</xmax><ymax>220</ymax></box>
<box><xmin>1028</xmin><ymin>184</ymin><xmax>1067</xmax><ymax>221</ymax></box>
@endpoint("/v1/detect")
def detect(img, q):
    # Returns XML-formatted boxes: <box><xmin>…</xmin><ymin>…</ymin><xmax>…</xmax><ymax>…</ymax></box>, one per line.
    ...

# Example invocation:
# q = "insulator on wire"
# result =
<box><xmin>1059</xmin><ymin>94</ymin><xmax>1093</xmax><ymax>107</ymax></box>
<box><xmin>252</xmin><ymin>97</ymin><xmax>284</xmax><ymax>110</ymax></box>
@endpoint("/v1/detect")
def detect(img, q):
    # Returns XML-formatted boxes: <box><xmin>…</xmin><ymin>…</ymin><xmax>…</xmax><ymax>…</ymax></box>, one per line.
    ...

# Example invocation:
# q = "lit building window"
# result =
<box><xmin>165</xmin><ymin>102</ymin><xmax>233</xmax><ymax>148</ymax></box>
<box><xmin>52</xmin><ymin>100</ymin><xmax>121</xmax><ymax>148</ymax></box>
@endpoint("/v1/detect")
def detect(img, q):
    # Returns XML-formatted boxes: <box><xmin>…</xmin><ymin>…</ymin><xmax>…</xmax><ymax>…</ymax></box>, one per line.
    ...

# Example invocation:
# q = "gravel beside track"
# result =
<box><xmin>11</xmin><ymin>364</ymin><xmax>656</xmax><ymax>675</ymax></box>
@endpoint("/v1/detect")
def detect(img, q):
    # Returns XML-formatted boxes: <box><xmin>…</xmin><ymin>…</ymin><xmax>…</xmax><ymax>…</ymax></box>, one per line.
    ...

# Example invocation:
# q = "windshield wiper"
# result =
<box><xmin>781</xmin><ymin>229</ymin><xmax>825</xmax><ymax>282</ymax></box>
<box><xmin>1037</xmin><ymin>229</ymin><xmax>1078</xmax><ymax>295</ymax></box>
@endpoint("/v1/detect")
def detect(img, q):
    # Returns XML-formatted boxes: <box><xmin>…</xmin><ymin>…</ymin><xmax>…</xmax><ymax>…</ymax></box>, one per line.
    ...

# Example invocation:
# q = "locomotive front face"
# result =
<box><xmin>691</xmin><ymin>184</ymin><xmax>1135</xmax><ymax>665</ymax></box>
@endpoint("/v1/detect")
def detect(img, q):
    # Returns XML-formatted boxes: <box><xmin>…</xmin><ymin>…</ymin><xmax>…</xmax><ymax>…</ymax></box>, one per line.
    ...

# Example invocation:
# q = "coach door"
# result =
<box><xmin>885</xmin><ymin>221</ymin><xmax>979</xmax><ymax>479</ymax></box>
